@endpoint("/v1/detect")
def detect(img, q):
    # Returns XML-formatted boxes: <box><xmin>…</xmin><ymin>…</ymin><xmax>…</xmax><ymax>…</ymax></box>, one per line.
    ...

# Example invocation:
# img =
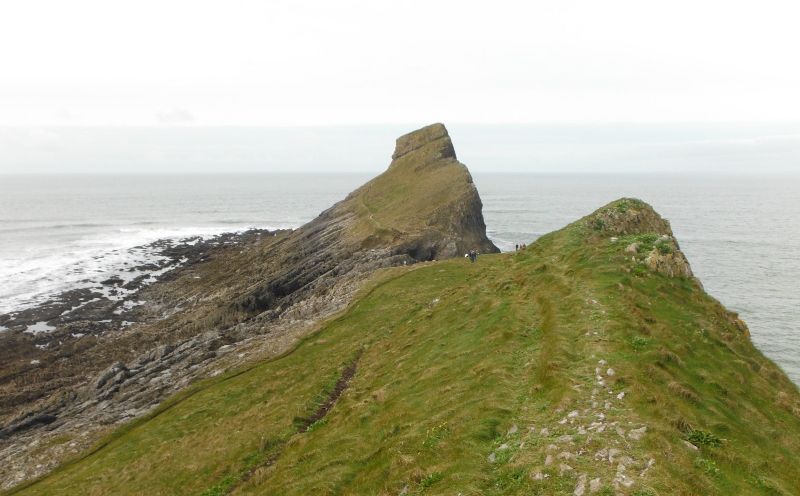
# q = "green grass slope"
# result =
<box><xmin>8</xmin><ymin>199</ymin><xmax>800</xmax><ymax>496</ymax></box>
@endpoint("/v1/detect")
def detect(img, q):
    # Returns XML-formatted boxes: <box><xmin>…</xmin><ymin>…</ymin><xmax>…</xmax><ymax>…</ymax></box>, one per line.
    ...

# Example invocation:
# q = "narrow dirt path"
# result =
<box><xmin>221</xmin><ymin>349</ymin><xmax>364</xmax><ymax>495</ymax></box>
<box><xmin>300</xmin><ymin>349</ymin><xmax>363</xmax><ymax>431</ymax></box>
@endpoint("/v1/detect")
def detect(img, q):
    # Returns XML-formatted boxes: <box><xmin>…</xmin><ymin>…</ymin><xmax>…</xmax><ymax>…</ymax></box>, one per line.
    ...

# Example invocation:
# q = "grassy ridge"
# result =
<box><xmin>9</xmin><ymin>203</ymin><xmax>800</xmax><ymax>495</ymax></box>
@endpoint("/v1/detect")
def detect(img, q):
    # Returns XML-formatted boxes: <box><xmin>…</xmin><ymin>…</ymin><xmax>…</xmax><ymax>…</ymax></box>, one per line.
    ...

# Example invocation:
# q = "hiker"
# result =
<box><xmin>515</xmin><ymin>244</ymin><xmax>519</xmax><ymax>251</ymax></box>
<box><xmin>469</xmin><ymin>250</ymin><xmax>476</xmax><ymax>262</ymax></box>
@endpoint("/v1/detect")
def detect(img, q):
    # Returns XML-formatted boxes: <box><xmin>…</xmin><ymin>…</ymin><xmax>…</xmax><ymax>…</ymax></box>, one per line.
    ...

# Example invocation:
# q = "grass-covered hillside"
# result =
<box><xmin>8</xmin><ymin>199</ymin><xmax>800</xmax><ymax>496</ymax></box>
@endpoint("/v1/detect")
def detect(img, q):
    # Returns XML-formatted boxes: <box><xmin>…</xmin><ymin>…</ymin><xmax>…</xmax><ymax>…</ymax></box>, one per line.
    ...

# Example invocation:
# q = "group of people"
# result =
<box><xmin>465</xmin><ymin>243</ymin><xmax>527</xmax><ymax>263</ymax></box>
<box><xmin>465</xmin><ymin>243</ymin><xmax>527</xmax><ymax>264</ymax></box>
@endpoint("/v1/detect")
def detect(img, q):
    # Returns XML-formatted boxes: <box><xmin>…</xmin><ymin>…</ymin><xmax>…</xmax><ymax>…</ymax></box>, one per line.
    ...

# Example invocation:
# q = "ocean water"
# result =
<box><xmin>0</xmin><ymin>173</ymin><xmax>798</xmax><ymax>386</ymax></box>
<box><xmin>0</xmin><ymin>174</ymin><xmax>371</xmax><ymax>315</ymax></box>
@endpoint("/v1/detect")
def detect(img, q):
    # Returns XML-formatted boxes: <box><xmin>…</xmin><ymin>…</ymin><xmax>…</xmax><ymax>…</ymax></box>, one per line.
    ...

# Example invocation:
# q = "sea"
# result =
<box><xmin>1</xmin><ymin>173</ymin><xmax>798</xmax><ymax>386</ymax></box>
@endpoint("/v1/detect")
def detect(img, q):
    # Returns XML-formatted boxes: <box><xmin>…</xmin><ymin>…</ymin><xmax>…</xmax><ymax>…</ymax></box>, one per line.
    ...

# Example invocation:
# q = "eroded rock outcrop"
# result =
<box><xmin>586</xmin><ymin>198</ymin><xmax>702</xmax><ymax>286</ymax></box>
<box><xmin>230</xmin><ymin>123</ymin><xmax>497</xmax><ymax>317</ymax></box>
<box><xmin>586</xmin><ymin>198</ymin><xmax>673</xmax><ymax>241</ymax></box>
<box><xmin>644</xmin><ymin>235</ymin><xmax>693</xmax><ymax>278</ymax></box>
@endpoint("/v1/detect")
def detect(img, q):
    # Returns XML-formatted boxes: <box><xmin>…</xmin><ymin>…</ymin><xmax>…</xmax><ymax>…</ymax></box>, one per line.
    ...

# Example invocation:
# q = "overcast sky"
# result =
<box><xmin>3</xmin><ymin>1</ymin><xmax>800</xmax><ymax>126</ymax></box>
<box><xmin>1</xmin><ymin>1</ymin><xmax>799</xmax><ymax>173</ymax></box>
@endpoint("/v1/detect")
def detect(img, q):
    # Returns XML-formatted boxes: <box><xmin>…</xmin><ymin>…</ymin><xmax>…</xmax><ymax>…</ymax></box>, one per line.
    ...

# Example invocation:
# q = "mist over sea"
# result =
<box><xmin>0</xmin><ymin>173</ymin><xmax>798</xmax><ymax>386</ymax></box>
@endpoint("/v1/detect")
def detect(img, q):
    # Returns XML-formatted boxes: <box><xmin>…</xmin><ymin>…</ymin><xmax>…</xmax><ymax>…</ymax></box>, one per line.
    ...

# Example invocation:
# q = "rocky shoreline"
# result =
<box><xmin>0</xmin><ymin>228</ymin><xmax>272</xmax><ymax>335</ymax></box>
<box><xmin>0</xmin><ymin>228</ymin><xmax>289</xmax><ymax>488</ymax></box>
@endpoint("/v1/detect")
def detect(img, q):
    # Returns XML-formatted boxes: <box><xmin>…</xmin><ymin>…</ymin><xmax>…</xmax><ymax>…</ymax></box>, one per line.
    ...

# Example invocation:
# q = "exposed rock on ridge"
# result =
<box><xmin>644</xmin><ymin>235</ymin><xmax>693</xmax><ymax>278</ymax></box>
<box><xmin>586</xmin><ymin>198</ymin><xmax>673</xmax><ymax>241</ymax></box>
<box><xmin>583</xmin><ymin>198</ymin><xmax>750</xmax><ymax>336</ymax></box>
<box><xmin>391</xmin><ymin>123</ymin><xmax>454</xmax><ymax>161</ymax></box>
<box><xmin>586</xmin><ymin>198</ymin><xmax>699</xmax><ymax>284</ymax></box>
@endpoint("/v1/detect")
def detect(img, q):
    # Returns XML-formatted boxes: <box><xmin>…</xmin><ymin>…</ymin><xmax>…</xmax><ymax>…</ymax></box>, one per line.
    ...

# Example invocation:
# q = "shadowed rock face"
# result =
<box><xmin>0</xmin><ymin>123</ymin><xmax>498</xmax><ymax>490</ymax></box>
<box><xmin>232</xmin><ymin>122</ymin><xmax>498</xmax><ymax>316</ymax></box>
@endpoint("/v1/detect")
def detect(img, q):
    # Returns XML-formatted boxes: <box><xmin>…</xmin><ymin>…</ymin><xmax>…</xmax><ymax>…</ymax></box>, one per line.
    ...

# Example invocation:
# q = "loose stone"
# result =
<box><xmin>628</xmin><ymin>426</ymin><xmax>647</xmax><ymax>441</ymax></box>
<box><xmin>574</xmin><ymin>473</ymin><xmax>588</xmax><ymax>495</ymax></box>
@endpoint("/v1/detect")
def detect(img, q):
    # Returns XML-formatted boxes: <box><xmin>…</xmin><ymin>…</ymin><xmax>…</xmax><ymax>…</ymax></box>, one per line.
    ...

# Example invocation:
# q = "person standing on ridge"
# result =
<box><xmin>469</xmin><ymin>250</ymin><xmax>476</xmax><ymax>262</ymax></box>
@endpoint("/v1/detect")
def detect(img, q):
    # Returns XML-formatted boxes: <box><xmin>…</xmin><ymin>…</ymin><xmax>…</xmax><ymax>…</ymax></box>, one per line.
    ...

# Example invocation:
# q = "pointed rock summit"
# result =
<box><xmin>233</xmin><ymin>123</ymin><xmax>497</xmax><ymax>317</ymax></box>
<box><xmin>391</xmin><ymin>122</ymin><xmax>455</xmax><ymax>161</ymax></box>
<box><xmin>336</xmin><ymin>123</ymin><xmax>498</xmax><ymax>259</ymax></box>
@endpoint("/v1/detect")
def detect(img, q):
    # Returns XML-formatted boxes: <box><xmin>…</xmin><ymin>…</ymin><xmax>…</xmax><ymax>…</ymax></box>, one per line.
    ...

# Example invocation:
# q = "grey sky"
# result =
<box><xmin>3</xmin><ymin>124</ymin><xmax>799</xmax><ymax>174</ymax></box>
<box><xmin>2</xmin><ymin>1</ymin><xmax>800</xmax><ymax>126</ymax></box>
<box><xmin>1</xmin><ymin>2</ymin><xmax>799</xmax><ymax>174</ymax></box>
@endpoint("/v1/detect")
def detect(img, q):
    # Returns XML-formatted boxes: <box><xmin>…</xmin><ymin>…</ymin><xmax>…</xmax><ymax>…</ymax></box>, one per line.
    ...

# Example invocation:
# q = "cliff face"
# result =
<box><xmin>231</xmin><ymin>122</ymin><xmax>497</xmax><ymax>317</ymax></box>
<box><xmin>0</xmin><ymin>124</ymin><xmax>498</xmax><ymax>490</ymax></box>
